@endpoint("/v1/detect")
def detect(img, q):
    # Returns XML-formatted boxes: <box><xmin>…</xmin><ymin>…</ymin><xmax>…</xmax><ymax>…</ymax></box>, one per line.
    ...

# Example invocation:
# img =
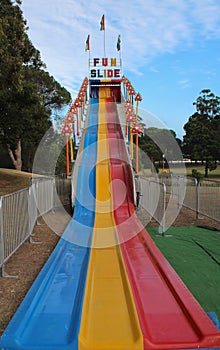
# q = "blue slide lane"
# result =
<box><xmin>0</xmin><ymin>99</ymin><xmax>99</xmax><ymax>350</ymax></box>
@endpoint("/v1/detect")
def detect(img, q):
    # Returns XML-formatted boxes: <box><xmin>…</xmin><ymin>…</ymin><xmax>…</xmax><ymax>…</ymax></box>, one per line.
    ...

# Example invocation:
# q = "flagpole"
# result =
<box><xmin>117</xmin><ymin>35</ymin><xmax>122</xmax><ymax>72</ymax></box>
<box><xmin>100</xmin><ymin>15</ymin><xmax>106</xmax><ymax>57</ymax></box>
<box><xmin>85</xmin><ymin>34</ymin><xmax>90</xmax><ymax>79</ymax></box>
<box><xmin>104</xmin><ymin>29</ymin><xmax>106</xmax><ymax>57</ymax></box>
<box><xmin>88</xmin><ymin>47</ymin><xmax>90</xmax><ymax>79</ymax></box>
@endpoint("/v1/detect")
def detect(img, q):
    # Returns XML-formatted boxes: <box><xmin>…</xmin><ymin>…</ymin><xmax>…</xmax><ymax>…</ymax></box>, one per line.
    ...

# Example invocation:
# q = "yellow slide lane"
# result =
<box><xmin>78</xmin><ymin>98</ymin><xmax>143</xmax><ymax>350</ymax></box>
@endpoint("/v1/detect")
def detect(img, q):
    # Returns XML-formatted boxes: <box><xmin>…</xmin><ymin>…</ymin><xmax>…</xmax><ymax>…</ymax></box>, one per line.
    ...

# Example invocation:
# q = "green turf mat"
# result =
<box><xmin>147</xmin><ymin>226</ymin><xmax>220</xmax><ymax>320</ymax></box>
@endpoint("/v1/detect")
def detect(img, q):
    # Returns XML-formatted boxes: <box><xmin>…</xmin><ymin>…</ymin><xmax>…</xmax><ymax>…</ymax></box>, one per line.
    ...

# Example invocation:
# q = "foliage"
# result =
<box><xmin>0</xmin><ymin>0</ymin><xmax>44</xmax><ymax>91</ymax></box>
<box><xmin>191</xmin><ymin>169</ymin><xmax>203</xmax><ymax>183</ymax></box>
<box><xmin>193</xmin><ymin>89</ymin><xmax>220</xmax><ymax>117</ymax></box>
<box><xmin>0</xmin><ymin>0</ymin><xmax>71</xmax><ymax>171</ymax></box>
<box><xmin>137</xmin><ymin>127</ymin><xmax>183</xmax><ymax>172</ymax></box>
<box><xmin>23</xmin><ymin>67</ymin><xmax>71</xmax><ymax>111</ymax></box>
<box><xmin>183</xmin><ymin>89</ymin><xmax>220</xmax><ymax>177</ymax></box>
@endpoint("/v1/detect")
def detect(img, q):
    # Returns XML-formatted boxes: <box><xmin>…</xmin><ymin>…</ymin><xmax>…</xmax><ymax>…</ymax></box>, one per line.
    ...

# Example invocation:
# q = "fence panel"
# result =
<box><xmin>161</xmin><ymin>175</ymin><xmax>220</xmax><ymax>223</ymax></box>
<box><xmin>198</xmin><ymin>179</ymin><xmax>220</xmax><ymax>222</ymax></box>
<box><xmin>28</xmin><ymin>183</ymin><xmax>38</xmax><ymax>235</ymax></box>
<box><xmin>182</xmin><ymin>177</ymin><xmax>197</xmax><ymax>211</ymax></box>
<box><xmin>0</xmin><ymin>189</ymin><xmax>29</xmax><ymax>271</ymax></box>
<box><xmin>0</xmin><ymin>175</ymin><xmax>71</xmax><ymax>276</ymax></box>
<box><xmin>0</xmin><ymin>197</ymin><xmax>4</xmax><ymax>269</ymax></box>
<box><xmin>31</xmin><ymin>177</ymin><xmax>55</xmax><ymax>216</ymax></box>
<box><xmin>55</xmin><ymin>176</ymin><xmax>71</xmax><ymax>207</ymax></box>
<box><xmin>140</xmin><ymin>177</ymin><xmax>166</xmax><ymax>234</ymax></box>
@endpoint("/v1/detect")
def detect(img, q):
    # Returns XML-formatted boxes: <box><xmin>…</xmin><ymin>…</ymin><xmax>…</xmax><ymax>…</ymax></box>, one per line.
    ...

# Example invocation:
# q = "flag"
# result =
<box><xmin>117</xmin><ymin>34</ymin><xmax>121</xmax><ymax>51</ymax></box>
<box><xmin>100</xmin><ymin>15</ymin><xmax>105</xmax><ymax>31</ymax></box>
<box><xmin>85</xmin><ymin>34</ymin><xmax>90</xmax><ymax>51</ymax></box>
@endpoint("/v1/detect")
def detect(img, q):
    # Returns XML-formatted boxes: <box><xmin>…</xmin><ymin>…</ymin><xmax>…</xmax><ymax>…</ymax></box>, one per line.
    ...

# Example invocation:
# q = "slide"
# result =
<box><xmin>105</xmin><ymin>100</ymin><xmax>220</xmax><ymax>349</ymax></box>
<box><xmin>1</xmin><ymin>96</ymin><xmax>220</xmax><ymax>350</ymax></box>
<box><xmin>0</xmin><ymin>100</ymin><xmax>99</xmax><ymax>349</ymax></box>
<box><xmin>78</xmin><ymin>99</ymin><xmax>143</xmax><ymax>350</ymax></box>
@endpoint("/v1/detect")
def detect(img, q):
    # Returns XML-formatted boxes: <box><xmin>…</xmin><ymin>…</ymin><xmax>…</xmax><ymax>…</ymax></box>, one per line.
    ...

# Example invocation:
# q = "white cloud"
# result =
<box><xmin>178</xmin><ymin>79</ymin><xmax>191</xmax><ymax>89</ymax></box>
<box><xmin>188</xmin><ymin>0</ymin><xmax>220</xmax><ymax>37</ymax></box>
<box><xmin>21</xmin><ymin>0</ymin><xmax>220</xmax><ymax>97</ymax></box>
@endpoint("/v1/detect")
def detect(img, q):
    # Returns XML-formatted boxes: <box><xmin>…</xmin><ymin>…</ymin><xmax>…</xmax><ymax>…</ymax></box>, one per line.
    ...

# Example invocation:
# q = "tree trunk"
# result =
<box><xmin>205</xmin><ymin>163</ymin><xmax>209</xmax><ymax>178</ymax></box>
<box><xmin>7</xmin><ymin>140</ymin><xmax>22</xmax><ymax>171</ymax></box>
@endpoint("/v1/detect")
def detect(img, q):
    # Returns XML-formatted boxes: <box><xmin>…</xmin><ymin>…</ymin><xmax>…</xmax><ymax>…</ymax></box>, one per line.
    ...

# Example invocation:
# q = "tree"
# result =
<box><xmin>23</xmin><ymin>67</ymin><xmax>71</xmax><ymax>111</ymax></box>
<box><xmin>138</xmin><ymin>128</ymin><xmax>163</xmax><ymax>170</ymax></box>
<box><xmin>183</xmin><ymin>89</ymin><xmax>220</xmax><ymax>177</ymax></box>
<box><xmin>137</xmin><ymin>127</ymin><xmax>182</xmax><ymax>172</ymax></box>
<box><xmin>0</xmin><ymin>0</ymin><xmax>44</xmax><ymax>91</ymax></box>
<box><xmin>0</xmin><ymin>0</ymin><xmax>71</xmax><ymax>171</ymax></box>
<box><xmin>193</xmin><ymin>89</ymin><xmax>220</xmax><ymax>117</ymax></box>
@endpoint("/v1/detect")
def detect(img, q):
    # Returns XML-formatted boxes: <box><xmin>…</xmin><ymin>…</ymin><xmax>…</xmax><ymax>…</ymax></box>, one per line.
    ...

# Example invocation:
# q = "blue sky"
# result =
<box><xmin>21</xmin><ymin>0</ymin><xmax>220</xmax><ymax>138</ymax></box>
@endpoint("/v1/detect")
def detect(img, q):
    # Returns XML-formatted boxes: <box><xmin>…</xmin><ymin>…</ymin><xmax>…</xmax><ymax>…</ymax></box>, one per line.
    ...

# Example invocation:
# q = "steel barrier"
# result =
<box><xmin>197</xmin><ymin>179</ymin><xmax>220</xmax><ymax>222</ymax></box>
<box><xmin>0</xmin><ymin>176</ymin><xmax>71</xmax><ymax>277</ymax></box>
<box><xmin>30</xmin><ymin>177</ymin><xmax>54</xmax><ymax>217</ymax></box>
<box><xmin>159</xmin><ymin>175</ymin><xmax>220</xmax><ymax>223</ymax></box>
<box><xmin>0</xmin><ymin>188</ymin><xmax>29</xmax><ymax>276</ymax></box>
<box><xmin>140</xmin><ymin>177</ymin><xmax>166</xmax><ymax>235</ymax></box>
<box><xmin>55</xmin><ymin>175</ymin><xmax>71</xmax><ymax>207</ymax></box>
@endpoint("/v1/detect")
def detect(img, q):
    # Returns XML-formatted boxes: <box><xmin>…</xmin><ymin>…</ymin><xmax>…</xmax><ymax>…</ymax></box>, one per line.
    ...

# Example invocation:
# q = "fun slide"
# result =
<box><xmin>0</xmin><ymin>95</ymin><xmax>220</xmax><ymax>350</ymax></box>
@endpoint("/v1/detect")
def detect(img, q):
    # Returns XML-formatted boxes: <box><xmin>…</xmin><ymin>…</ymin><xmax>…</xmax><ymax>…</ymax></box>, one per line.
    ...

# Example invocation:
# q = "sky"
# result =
<box><xmin>21</xmin><ymin>0</ymin><xmax>220</xmax><ymax>138</ymax></box>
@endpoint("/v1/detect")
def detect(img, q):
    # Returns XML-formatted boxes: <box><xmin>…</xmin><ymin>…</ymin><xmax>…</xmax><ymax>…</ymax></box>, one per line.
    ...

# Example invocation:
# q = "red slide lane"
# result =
<box><xmin>106</xmin><ymin>100</ymin><xmax>220</xmax><ymax>349</ymax></box>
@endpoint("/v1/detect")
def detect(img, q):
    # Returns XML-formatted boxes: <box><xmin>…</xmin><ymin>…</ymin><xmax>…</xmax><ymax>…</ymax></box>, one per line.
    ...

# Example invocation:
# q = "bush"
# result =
<box><xmin>192</xmin><ymin>169</ymin><xmax>204</xmax><ymax>183</ymax></box>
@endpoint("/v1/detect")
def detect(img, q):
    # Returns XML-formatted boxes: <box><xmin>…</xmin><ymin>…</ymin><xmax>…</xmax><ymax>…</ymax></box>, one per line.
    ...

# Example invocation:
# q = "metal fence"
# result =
<box><xmin>141</xmin><ymin>175</ymin><xmax>220</xmax><ymax>233</ymax></box>
<box><xmin>160</xmin><ymin>175</ymin><xmax>220</xmax><ymax>222</ymax></box>
<box><xmin>53</xmin><ymin>175</ymin><xmax>71</xmax><ymax>208</ymax></box>
<box><xmin>140</xmin><ymin>177</ymin><xmax>166</xmax><ymax>235</ymax></box>
<box><xmin>0</xmin><ymin>175</ymin><xmax>71</xmax><ymax>277</ymax></box>
<box><xmin>197</xmin><ymin>179</ymin><xmax>220</xmax><ymax>221</ymax></box>
<box><xmin>0</xmin><ymin>188</ymin><xmax>29</xmax><ymax>276</ymax></box>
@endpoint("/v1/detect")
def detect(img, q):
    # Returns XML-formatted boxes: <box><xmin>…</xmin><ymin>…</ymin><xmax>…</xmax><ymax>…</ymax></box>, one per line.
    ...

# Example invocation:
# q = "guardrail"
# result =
<box><xmin>140</xmin><ymin>175</ymin><xmax>220</xmax><ymax>233</ymax></box>
<box><xmin>0</xmin><ymin>175</ymin><xmax>71</xmax><ymax>277</ymax></box>
<box><xmin>161</xmin><ymin>175</ymin><xmax>220</xmax><ymax>223</ymax></box>
<box><xmin>0</xmin><ymin>188</ymin><xmax>29</xmax><ymax>277</ymax></box>
<box><xmin>139</xmin><ymin>177</ymin><xmax>166</xmax><ymax>235</ymax></box>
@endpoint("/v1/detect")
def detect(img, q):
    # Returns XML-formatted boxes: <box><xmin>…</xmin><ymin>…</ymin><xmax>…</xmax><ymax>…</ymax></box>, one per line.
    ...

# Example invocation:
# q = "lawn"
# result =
<box><xmin>147</xmin><ymin>225</ymin><xmax>220</xmax><ymax>321</ymax></box>
<box><xmin>166</xmin><ymin>164</ymin><xmax>220</xmax><ymax>178</ymax></box>
<box><xmin>0</xmin><ymin>168</ymin><xmax>33</xmax><ymax>195</ymax></box>
<box><xmin>140</xmin><ymin>164</ymin><xmax>220</xmax><ymax>179</ymax></box>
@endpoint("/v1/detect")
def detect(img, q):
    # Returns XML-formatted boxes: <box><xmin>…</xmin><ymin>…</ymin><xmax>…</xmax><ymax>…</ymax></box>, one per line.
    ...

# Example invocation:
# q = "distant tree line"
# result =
<box><xmin>137</xmin><ymin>128</ymin><xmax>182</xmax><ymax>173</ymax></box>
<box><xmin>0</xmin><ymin>0</ymin><xmax>71</xmax><ymax>172</ymax></box>
<box><xmin>137</xmin><ymin>89</ymin><xmax>220</xmax><ymax>177</ymax></box>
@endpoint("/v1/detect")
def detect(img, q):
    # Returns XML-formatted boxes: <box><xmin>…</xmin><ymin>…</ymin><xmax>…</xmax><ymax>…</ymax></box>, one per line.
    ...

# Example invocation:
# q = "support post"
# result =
<box><xmin>0</xmin><ymin>197</ymin><xmax>4</xmax><ymax>277</ymax></box>
<box><xmin>160</xmin><ymin>183</ymin><xmax>166</xmax><ymax>237</ymax></box>
<box><xmin>130</xmin><ymin>129</ymin><xmax>133</xmax><ymax>158</ymax></box>
<box><xmin>135</xmin><ymin>133</ymin><xmax>139</xmax><ymax>173</ymax></box>
<box><xmin>196</xmin><ymin>179</ymin><xmax>200</xmax><ymax>220</ymax></box>
<box><xmin>70</xmin><ymin>135</ymin><xmax>74</xmax><ymax>162</ymax></box>
<box><xmin>66</xmin><ymin>135</ymin><xmax>70</xmax><ymax>177</ymax></box>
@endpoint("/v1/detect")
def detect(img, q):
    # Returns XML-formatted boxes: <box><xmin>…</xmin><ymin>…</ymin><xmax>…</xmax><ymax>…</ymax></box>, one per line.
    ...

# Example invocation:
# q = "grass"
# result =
<box><xmin>147</xmin><ymin>225</ymin><xmax>220</xmax><ymax>321</ymax></box>
<box><xmin>189</xmin><ymin>164</ymin><xmax>220</xmax><ymax>176</ymax></box>
<box><xmin>0</xmin><ymin>168</ymin><xmax>32</xmax><ymax>195</ymax></box>
<box><xmin>140</xmin><ymin>165</ymin><xmax>220</xmax><ymax>179</ymax></box>
<box><xmin>174</xmin><ymin>164</ymin><xmax>220</xmax><ymax>178</ymax></box>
